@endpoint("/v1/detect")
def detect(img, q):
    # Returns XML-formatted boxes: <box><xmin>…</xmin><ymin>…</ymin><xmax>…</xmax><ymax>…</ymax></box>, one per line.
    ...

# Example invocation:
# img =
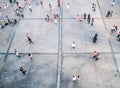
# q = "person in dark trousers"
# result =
<box><xmin>9</xmin><ymin>0</ymin><xmax>12</xmax><ymax>3</ymax></box>
<box><xmin>28</xmin><ymin>53</ymin><xmax>33</xmax><ymax>60</ymax></box>
<box><xmin>26</xmin><ymin>33</ymin><xmax>33</xmax><ymax>44</ymax></box>
<box><xmin>83</xmin><ymin>13</ymin><xmax>86</xmax><ymax>19</ymax></box>
<box><xmin>117</xmin><ymin>31</ymin><xmax>120</xmax><ymax>42</ymax></box>
<box><xmin>6</xmin><ymin>15</ymin><xmax>11</xmax><ymax>23</ymax></box>
<box><xmin>40</xmin><ymin>1</ymin><xmax>43</xmax><ymax>6</ymax></box>
<box><xmin>92</xmin><ymin>51</ymin><xmax>99</xmax><ymax>61</ymax></box>
<box><xmin>87</xmin><ymin>13</ymin><xmax>91</xmax><ymax>24</ymax></box>
<box><xmin>106</xmin><ymin>10</ymin><xmax>110</xmax><ymax>17</ymax></box>
<box><xmin>20</xmin><ymin>67</ymin><xmax>26</xmax><ymax>75</ymax></box>
<box><xmin>14</xmin><ymin>49</ymin><xmax>21</xmax><ymax>57</ymax></box>
<box><xmin>91</xmin><ymin>18</ymin><xmax>94</xmax><ymax>26</ymax></box>
<box><xmin>93</xmin><ymin>33</ymin><xmax>98</xmax><ymax>43</ymax></box>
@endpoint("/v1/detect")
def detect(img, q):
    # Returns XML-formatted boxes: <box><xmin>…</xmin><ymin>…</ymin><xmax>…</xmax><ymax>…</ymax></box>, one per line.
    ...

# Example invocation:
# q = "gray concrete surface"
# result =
<box><xmin>0</xmin><ymin>0</ymin><xmax>120</xmax><ymax>88</ymax></box>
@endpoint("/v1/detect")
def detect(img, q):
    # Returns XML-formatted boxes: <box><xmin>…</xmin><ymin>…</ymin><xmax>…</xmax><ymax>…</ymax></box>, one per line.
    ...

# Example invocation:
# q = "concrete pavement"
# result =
<box><xmin>0</xmin><ymin>0</ymin><xmax>120</xmax><ymax>88</ymax></box>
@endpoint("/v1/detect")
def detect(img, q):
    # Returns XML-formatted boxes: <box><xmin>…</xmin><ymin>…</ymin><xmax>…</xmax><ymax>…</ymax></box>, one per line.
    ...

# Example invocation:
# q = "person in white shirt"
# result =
<box><xmin>28</xmin><ymin>4</ymin><xmax>32</xmax><ymax>12</ymax></box>
<box><xmin>72</xmin><ymin>42</ymin><xmax>75</xmax><ymax>49</ymax></box>
<box><xmin>14</xmin><ymin>49</ymin><xmax>21</xmax><ymax>57</ymax></box>
<box><xmin>66</xmin><ymin>3</ymin><xmax>70</xmax><ymax>11</ymax></box>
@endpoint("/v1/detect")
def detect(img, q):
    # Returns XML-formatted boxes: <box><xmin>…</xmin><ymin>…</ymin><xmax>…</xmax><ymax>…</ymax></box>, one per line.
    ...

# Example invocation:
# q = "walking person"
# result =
<box><xmin>72</xmin><ymin>75</ymin><xmax>80</xmax><ymax>82</ymax></box>
<box><xmin>6</xmin><ymin>15</ymin><xmax>11</xmax><ymax>23</ymax></box>
<box><xmin>117</xmin><ymin>31</ymin><xmax>120</xmax><ymax>38</ymax></box>
<box><xmin>58</xmin><ymin>0</ymin><xmax>61</xmax><ymax>7</ymax></box>
<box><xmin>72</xmin><ymin>42</ymin><xmax>75</xmax><ymax>49</ymax></box>
<box><xmin>66</xmin><ymin>3</ymin><xmax>70</xmax><ymax>11</ymax></box>
<box><xmin>87</xmin><ymin>13</ymin><xmax>91</xmax><ymax>24</ymax></box>
<box><xmin>93</xmin><ymin>33</ymin><xmax>98</xmax><ymax>43</ymax></box>
<box><xmin>26</xmin><ymin>33</ymin><xmax>33</xmax><ymax>44</ymax></box>
<box><xmin>110</xmin><ymin>10</ymin><xmax>113</xmax><ymax>17</ymax></box>
<box><xmin>14</xmin><ymin>49</ymin><xmax>21</xmax><ymax>57</ymax></box>
<box><xmin>76</xmin><ymin>15</ymin><xmax>81</xmax><ymax>21</ymax></box>
<box><xmin>28</xmin><ymin>53</ymin><xmax>33</xmax><ymax>60</ymax></box>
<box><xmin>91</xmin><ymin>18</ymin><xmax>94</xmax><ymax>26</ymax></box>
<box><xmin>28</xmin><ymin>4</ymin><xmax>32</xmax><ymax>12</ymax></box>
<box><xmin>49</xmin><ymin>4</ymin><xmax>52</xmax><ymax>11</ymax></box>
<box><xmin>117</xmin><ymin>31</ymin><xmax>120</xmax><ymax>41</ymax></box>
<box><xmin>111</xmin><ymin>25</ymin><xmax>116</xmax><ymax>33</ymax></box>
<box><xmin>92</xmin><ymin>51</ymin><xmax>99</xmax><ymax>61</ymax></box>
<box><xmin>111</xmin><ymin>0</ymin><xmax>115</xmax><ymax>7</ymax></box>
<box><xmin>92</xmin><ymin>3</ymin><xmax>96</xmax><ymax>12</ymax></box>
<box><xmin>106</xmin><ymin>10</ymin><xmax>110</xmax><ymax>17</ymax></box>
<box><xmin>40</xmin><ymin>1</ymin><xmax>43</xmax><ymax>6</ymax></box>
<box><xmin>20</xmin><ymin>67</ymin><xmax>27</xmax><ymax>75</ymax></box>
<box><xmin>9</xmin><ymin>0</ymin><xmax>12</xmax><ymax>3</ymax></box>
<box><xmin>83</xmin><ymin>13</ymin><xmax>86</xmax><ymax>19</ymax></box>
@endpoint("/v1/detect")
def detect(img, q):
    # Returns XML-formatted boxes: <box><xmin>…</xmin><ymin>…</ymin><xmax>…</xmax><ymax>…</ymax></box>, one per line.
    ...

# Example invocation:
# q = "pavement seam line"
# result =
<box><xmin>96</xmin><ymin>0</ymin><xmax>120</xmax><ymax>78</ymax></box>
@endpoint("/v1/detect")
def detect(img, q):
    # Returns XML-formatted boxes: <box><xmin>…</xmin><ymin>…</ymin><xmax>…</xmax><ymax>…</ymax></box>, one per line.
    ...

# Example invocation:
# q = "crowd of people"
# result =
<box><xmin>0</xmin><ymin>0</ymin><xmax>119</xmax><ymax>83</ymax></box>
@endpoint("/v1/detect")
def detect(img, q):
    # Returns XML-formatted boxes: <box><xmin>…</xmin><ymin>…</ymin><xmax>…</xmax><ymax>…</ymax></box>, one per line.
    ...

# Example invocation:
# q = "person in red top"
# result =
<box><xmin>58</xmin><ymin>0</ymin><xmax>62</xmax><ymax>7</ymax></box>
<box><xmin>92</xmin><ymin>51</ymin><xmax>99</xmax><ymax>60</ymax></box>
<box><xmin>117</xmin><ymin>31</ymin><xmax>120</xmax><ymax>38</ymax></box>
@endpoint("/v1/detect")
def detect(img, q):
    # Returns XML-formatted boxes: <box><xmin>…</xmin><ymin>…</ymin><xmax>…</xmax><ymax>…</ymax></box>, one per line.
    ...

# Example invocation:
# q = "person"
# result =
<box><xmin>13</xmin><ymin>19</ymin><xmax>17</xmax><ymax>25</ymax></box>
<box><xmin>111</xmin><ymin>25</ymin><xmax>116</xmax><ymax>33</ymax></box>
<box><xmin>2</xmin><ymin>21</ymin><xmax>9</xmax><ymax>26</ymax></box>
<box><xmin>28</xmin><ymin>53</ymin><xmax>33</xmax><ymax>59</ymax></box>
<box><xmin>117</xmin><ymin>31</ymin><xmax>120</xmax><ymax>38</ymax></box>
<box><xmin>93</xmin><ymin>33</ymin><xmax>98</xmax><ymax>43</ymax></box>
<box><xmin>28</xmin><ymin>4</ymin><xmax>32</xmax><ymax>12</ymax></box>
<box><xmin>49</xmin><ymin>4</ymin><xmax>52</xmax><ymax>11</ymax></box>
<box><xmin>66</xmin><ymin>3</ymin><xmax>70</xmax><ymax>11</ymax></box>
<box><xmin>9</xmin><ymin>0</ymin><xmax>12</xmax><ymax>3</ymax></box>
<box><xmin>6</xmin><ymin>15</ymin><xmax>11</xmax><ymax>23</ymax></box>
<box><xmin>83</xmin><ymin>13</ymin><xmax>86</xmax><ymax>19</ymax></box>
<box><xmin>20</xmin><ymin>67</ymin><xmax>26</xmax><ymax>75</ymax></box>
<box><xmin>111</xmin><ymin>0</ymin><xmax>115</xmax><ymax>7</ymax></box>
<box><xmin>4</xmin><ymin>2</ymin><xmax>9</xmax><ymax>9</ymax></box>
<box><xmin>91</xmin><ymin>18</ymin><xmax>94</xmax><ymax>26</ymax></box>
<box><xmin>14</xmin><ymin>49</ymin><xmax>21</xmax><ymax>57</ymax></box>
<box><xmin>117</xmin><ymin>33</ymin><xmax>120</xmax><ymax>41</ymax></box>
<box><xmin>58</xmin><ymin>0</ymin><xmax>61</xmax><ymax>7</ymax></box>
<box><xmin>92</xmin><ymin>3</ymin><xmax>96</xmax><ymax>12</ymax></box>
<box><xmin>72</xmin><ymin>75</ymin><xmax>77</xmax><ymax>82</ymax></box>
<box><xmin>72</xmin><ymin>75</ymin><xmax>80</xmax><ymax>82</ymax></box>
<box><xmin>26</xmin><ymin>33</ymin><xmax>33</xmax><ymax>44</ymax></box>
<box><xmin>76</xmin><ymin>15</ymin><xmax>80</xmax><ymax>21</ymax></box>
<box><xmin>72</xmin><ymin>42</ymin><xmax>75</xmax><ymax>49</ymax></box>
<box><xmin>110</xmin><ymin>10</ymin><xmax>113</xmax><ymax>17</ymax></box>
<box><xmin>40</xmin><ymin>1</ymin><xmax>43</xmax><ymax>6</ymax></box>
<box><xmin>87</xmin><ymin>14</ymin><xmax>91</xmax><ymax>24</ymax></box>
<box><xmin>106</xmin><ymin>10</ymin><xmax>110</xmax><ymax>17</ymax></box>
<box><xmin>45</xmin><ymin>14</ymin><xmax>50</xmax><ymax>21</ymax></box>
<box><xmin>92</xmin><ymin>51</ymin><xmax>99</xmax><ymax>60</ymax></box>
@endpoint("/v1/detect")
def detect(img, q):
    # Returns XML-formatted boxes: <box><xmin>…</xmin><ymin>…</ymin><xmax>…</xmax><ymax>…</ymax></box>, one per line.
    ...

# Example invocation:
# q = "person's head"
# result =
<box><xmin>28</xmin><ymin>53</ymin><xmax>31</xmax><ymax>56</ymax></box>
<box><xmin>20</xmin><ymin>67</ymin><xmax>23</xmax><ymax>71</ymax></box>
<box><xmin>73</xmin><ymin>42</ymin><xmax>75</xmax><ymax>44</ymax></box>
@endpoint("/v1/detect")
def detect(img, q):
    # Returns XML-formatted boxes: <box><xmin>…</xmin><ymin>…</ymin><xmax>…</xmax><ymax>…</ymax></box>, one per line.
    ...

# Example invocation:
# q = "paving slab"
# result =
<box><xmin>61</xmin><ymin>54</ymin><xmax>120</xmax><ymax>88</ymax></box>
<box><xmin>115</xmin><ymin>54</ymin><xmax>120</xmax><ymax>73</ymax></box>
<box><xmin>98</xmin><ymin>0</ymin><xmax>120</xmax><ymax>18</ymax></box>
<box><xmin>0</xmin><ymin>0</ymin><xmax>120</xmax><ymax>88</ymax></box>
<box><xmin>9</xmin><ymin>20</ymin><xmax>58</xmax><ymax>53</ymax></box>
<box><xmin>0</xmin><ymin>23</ymin><xmax>15</xmax><ymax>53</ymax></box>
<box><xmin>62</xmin><ymin>19</ymin><xmax>111</xmax><ymax>53</ymax></box>
<box><xmin>0</xmin><ymin>54</ymin><xmax>58</xmax><ymax>88</ymax></box>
